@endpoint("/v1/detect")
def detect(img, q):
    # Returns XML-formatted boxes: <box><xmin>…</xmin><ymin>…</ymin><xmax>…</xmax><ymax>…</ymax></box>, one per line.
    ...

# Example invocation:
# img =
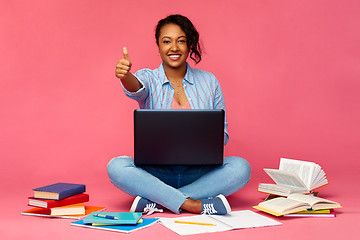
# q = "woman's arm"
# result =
<box><xmin>115</xmin><ymin>47</ymin><xmax>142</xmax><ymax>92</ymax></box>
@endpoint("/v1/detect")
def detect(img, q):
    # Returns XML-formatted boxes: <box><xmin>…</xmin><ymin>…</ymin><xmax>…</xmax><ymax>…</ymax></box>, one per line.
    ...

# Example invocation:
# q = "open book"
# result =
<box><xmin>258</xmin><ymin>158</ymin><xmax>328</xmax><ymax>196</ymax></box>
<box><xmin>253</xmin><ymin>193</ymin><xmax>341</xmax><ymax>216</ymax></box>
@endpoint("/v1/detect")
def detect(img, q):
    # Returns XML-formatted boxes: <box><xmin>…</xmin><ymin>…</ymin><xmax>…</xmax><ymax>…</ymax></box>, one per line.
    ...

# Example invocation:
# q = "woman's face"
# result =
<box><xmin>158</xmin><ymin>23</ymin><xmax>189</xmax><ymax>70</ymax></box>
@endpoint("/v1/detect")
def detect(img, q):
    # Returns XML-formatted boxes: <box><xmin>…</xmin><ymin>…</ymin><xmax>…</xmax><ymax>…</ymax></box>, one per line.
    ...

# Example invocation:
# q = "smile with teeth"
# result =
<box><xmin>168</xmin><ymin>54</ymin><xmax>181</xmax><ymax>60</ymax></box>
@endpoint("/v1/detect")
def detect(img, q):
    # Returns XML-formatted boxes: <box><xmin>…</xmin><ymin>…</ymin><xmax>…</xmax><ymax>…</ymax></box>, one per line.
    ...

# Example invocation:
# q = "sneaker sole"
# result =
<box><xmin>129</xmin><ymin>196</ymin><xmax>142</xmax><ymax>212</ymax></box>
<box><xmin>216</xmin><ymin>194</ymin><xmax>232</xmax><ymax>214</ymax></box>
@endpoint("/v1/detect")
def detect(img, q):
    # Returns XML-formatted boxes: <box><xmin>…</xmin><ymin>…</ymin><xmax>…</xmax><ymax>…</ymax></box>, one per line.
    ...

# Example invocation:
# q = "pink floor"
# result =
<box><xmin>3</xmin><ymin>165</ymin><xmax>359</xmax><ymax>240</ymax></box>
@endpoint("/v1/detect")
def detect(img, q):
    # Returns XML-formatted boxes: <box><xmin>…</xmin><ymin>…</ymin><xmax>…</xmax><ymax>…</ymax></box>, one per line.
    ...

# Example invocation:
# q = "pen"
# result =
<box><xmin>174</xmin><ymin>220</ymin><xmax>215</xmax><ymax>226</ymax></box>
<box><xmin>93</xmin><ymin>213</ymin><xmax>119</xmax><ymax>220</ymax></box>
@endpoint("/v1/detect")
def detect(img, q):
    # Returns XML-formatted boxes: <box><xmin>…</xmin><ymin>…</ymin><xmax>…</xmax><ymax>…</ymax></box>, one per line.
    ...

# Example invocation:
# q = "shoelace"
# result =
<box><xmin>202</xmin><ymin>203</ymin><xmax>218</xmax><ymax>215</ymax></box>
<box><xmin>143</xmin><ymin>203</ymin><xmax>163</xmax><ymax>215</ymax></box>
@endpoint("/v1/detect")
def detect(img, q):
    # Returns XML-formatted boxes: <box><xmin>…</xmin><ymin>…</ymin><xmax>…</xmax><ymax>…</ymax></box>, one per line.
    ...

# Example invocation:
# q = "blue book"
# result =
<box><xmin>33</xmin><ymin>183</ymin><xmax>86</xmax><ymax>200</ymax></box>
<box><xmin>71</xmin><ymin>218</ymin><xmax>159</xmax><ymax>233</ymax></box>
<box><xmin>83</xmin><ymin>212</ymin><xmax>142</xmax><ymax>225</ymax></box>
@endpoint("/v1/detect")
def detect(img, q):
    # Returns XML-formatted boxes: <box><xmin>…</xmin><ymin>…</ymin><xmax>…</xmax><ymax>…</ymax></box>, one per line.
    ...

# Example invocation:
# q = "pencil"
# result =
<box><xmin>174</xmin><ymin>220</ymin><xmax>215</xmax><ymax>226</ymax></box>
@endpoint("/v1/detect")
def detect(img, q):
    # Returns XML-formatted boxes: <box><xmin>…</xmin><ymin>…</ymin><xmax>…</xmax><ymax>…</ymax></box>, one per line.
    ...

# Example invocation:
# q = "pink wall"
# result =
<box><xmin>1</xmin><ymin>0</ymin><xmax>359</xmax><ymax>188</ymax></box>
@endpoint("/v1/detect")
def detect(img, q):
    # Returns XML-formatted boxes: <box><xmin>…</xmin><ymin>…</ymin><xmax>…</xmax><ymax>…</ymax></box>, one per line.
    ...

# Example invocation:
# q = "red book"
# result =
<box><xmin>28</xmin><ymin>193</ymin><xmax>89</xmax><ymax>208</ymax></box>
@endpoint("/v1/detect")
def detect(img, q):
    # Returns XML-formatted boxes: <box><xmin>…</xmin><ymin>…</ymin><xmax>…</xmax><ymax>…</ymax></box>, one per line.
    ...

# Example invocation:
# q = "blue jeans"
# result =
<box><xmin>107</xmin><ymin>156</ymin><xmax>251</xmax><ymax>213</ymax></box>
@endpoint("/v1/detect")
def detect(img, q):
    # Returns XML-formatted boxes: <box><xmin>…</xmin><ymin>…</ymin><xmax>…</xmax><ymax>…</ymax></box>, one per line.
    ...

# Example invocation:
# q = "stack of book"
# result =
<box><xmin>71</xmin><ymin>212</ymin><xmax>159</xmax><ymax>233</ymax></box>
<box><xmin>22</xmin><ymin>182</ymin><xmax>105</xmax><ymax>219</ymax></box>
<box><xmin>254</xmin><ymin>158</ymin><xmax>341</xmax><ymax>217</ymax></box>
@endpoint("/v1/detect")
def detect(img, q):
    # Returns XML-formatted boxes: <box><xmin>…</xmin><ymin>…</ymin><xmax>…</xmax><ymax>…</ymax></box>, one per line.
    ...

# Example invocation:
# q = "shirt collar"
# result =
<box><xmin>159</xmin><ymin>63</ymin><xmax>195</xmax><ymax>86</ymax></box>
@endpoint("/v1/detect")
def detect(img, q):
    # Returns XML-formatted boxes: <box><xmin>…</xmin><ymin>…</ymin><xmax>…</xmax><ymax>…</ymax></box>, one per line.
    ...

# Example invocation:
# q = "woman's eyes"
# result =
<box><xmin>162</xmin><ymin>40</ymin><xmax>186</xmax><ymax>44</ymax></box>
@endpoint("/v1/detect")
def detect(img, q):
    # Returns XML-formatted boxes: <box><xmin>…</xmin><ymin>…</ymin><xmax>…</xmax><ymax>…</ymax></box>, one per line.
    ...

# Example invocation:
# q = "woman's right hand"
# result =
<box><xmin>115</xmin><ymin>47</ymin><xmax>133</xmax><ymax>80</ymax></box>
<box><xmin>115</xmin><ymin>47</ymin><xmax>142</xmax><ymax>92</ymax></box>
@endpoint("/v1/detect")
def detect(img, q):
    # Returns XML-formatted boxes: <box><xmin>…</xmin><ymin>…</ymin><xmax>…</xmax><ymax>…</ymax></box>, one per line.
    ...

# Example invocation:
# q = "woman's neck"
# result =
<box><xmin>163</xmin><ymin>63</ymin><xmax>187</xmax><ymax>82</ymax></box>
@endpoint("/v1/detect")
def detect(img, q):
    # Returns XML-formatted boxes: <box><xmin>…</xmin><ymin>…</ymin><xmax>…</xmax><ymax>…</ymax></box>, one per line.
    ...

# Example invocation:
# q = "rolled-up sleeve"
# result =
<box><xmin>120</xmin><ymin>69</ymin><xmax>153</xmax><ymax>107</ymax></box>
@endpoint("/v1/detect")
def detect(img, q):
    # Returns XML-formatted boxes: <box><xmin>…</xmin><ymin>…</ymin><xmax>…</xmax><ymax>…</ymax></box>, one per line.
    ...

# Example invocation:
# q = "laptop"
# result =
<box><xmin>134</xmin><ymin>109</ymin><xmax>225</xmax><ymax>166</ymax></box>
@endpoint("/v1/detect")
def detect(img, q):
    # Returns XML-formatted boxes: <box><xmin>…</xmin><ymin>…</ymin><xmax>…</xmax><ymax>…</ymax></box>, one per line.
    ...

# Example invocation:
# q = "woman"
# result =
<box><xmin>108</xmin><ymin>14</ymin><xmax>251</xmax><ymax>215</ymax></box>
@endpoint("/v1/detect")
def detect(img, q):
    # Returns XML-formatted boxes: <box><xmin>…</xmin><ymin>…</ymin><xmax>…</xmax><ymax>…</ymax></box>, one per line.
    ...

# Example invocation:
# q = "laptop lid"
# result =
<box><xmin>134</xmin><ymin>109</ymin><xmax>225</xmax><ymax>166</ymax></box>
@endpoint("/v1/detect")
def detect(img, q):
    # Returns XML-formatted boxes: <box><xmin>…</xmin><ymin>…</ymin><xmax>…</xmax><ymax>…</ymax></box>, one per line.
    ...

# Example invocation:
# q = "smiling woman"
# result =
<box><xmin>155</xmin><ymin>14</ymin><xmax>202</xmax><ymax>65</ymax></box>
<box><xmin>110</xmin><ymin>14</ymin><xmax>251</xmax><ymax>216</ymax></box>
<box><xmin>158</xmin><ymin>23</ymin><xmax>190</xmax><ymax>105</ymax></box>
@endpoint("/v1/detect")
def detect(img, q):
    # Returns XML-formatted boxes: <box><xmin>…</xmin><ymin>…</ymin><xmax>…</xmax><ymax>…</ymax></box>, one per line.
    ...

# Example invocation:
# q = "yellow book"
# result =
<box><xmin>295</xmin><ymin>209</ymin><xmax>331</xmax><ymax>214</ymax></box>
<box><xmin>283</xmin><ymin>209</ymin><xmax>335</xmax><ymax>217</ymax></box>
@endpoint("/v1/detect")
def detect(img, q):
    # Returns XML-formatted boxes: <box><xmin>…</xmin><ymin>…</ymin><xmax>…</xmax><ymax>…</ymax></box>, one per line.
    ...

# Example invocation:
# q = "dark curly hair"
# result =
<box><xmin>155</xmin><ymin>14</ymin><xmax>202</xmax><ymax>64</ymax></box>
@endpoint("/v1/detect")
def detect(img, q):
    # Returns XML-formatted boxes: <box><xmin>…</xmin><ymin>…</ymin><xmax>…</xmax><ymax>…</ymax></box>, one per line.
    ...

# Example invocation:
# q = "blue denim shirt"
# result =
<box><xmin>121</xmin><ymin>63</ymin><xmax>229</xmax><ymax>145</ymax></box>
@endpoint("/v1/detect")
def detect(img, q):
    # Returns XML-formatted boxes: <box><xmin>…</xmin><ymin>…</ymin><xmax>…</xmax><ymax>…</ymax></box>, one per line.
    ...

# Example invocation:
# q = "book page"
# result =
<box><xmin>259</xmin><ymin>183</ymin><xmax>309</xmax><ymax>196</ymax></box>
<box><xmin>210</xmin><ymin>210</ymin><xmax>281</xmax><ymax>229</ymax></box>
<box><xmin>264</xmin><ymin>169</ymin><xmax>308</xmax><ymax>189</ymax></box>
<box><xmin>311</xmin><ymin>169</ymin><xmax>328</xmax><ymax>189</ymax></box>
<box><xmin>287</xmin><ymin>193</ymin><xmax>320</xmax><ymax>205</ymax></box>
<box><xmin>287</xmin><ymin>193</ymin><xmax>339</xmax><ymax>209</ymax></box>
<box><xmin>159</xmin><ymin>215</ymin><xmax>231</xmax><ymax>235</ymax></box>
<box><xmin>258</xmin><ymin>197</ymin><xmax>310</xmax><ymax>214</ymax></box>
<box><xmin>279</xmin><ymin>158</ymin><xmax>316</xmax><ymax>189</ymax></box>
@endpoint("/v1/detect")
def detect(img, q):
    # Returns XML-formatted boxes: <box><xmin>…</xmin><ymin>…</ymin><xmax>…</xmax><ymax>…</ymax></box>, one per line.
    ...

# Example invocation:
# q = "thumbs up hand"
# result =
<box><xmin>116</xmin><ymin>47</ymin><xmax>133</xmax><ymax>80</ymax></box>
<box><xmin>115</xmin><ymin>47</ymin><xmax>142</xmax><ymax>92</ymax></box>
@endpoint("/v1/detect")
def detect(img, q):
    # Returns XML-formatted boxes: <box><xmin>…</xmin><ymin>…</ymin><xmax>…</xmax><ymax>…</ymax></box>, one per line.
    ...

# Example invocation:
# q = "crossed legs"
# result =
<box><xmin>107</xmin><ymin>156</ymin><xmax>251</xmax><ymax>213</ymax></box>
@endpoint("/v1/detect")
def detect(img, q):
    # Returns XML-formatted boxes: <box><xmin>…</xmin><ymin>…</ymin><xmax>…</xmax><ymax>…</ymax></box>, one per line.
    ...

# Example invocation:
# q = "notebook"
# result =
<box><xmin>83</xmin><ymin>212</ymin><xmax>142</xmax><ymax>224</ymax></box>
<box><xmin>159</xmin><ymin>210</ymin><xmax>282</xmax><ymax>235</ymax></box>
<box><xmin>71</xmin><ymin>218</ymin><xmax>159</xmax><ymax>233</ymax></box>
<box><xmin>134</xmin><ymin>109</ymin><xmax>225</xmax><ymax>166</ymax></box>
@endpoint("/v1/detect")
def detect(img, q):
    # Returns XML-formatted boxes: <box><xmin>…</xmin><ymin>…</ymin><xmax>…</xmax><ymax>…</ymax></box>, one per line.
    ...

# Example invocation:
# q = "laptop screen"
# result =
<box><xmin>134</xmin><ymin>109</ymin><xmax>225</xmax><ymax>166</ymax></box>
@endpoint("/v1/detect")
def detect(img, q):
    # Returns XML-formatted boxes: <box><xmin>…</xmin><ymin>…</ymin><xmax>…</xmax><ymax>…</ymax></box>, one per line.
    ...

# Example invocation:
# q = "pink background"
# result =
<box><xmin>1</xmin><ymin>0</ymin><xmax>359</xmax><ymax>239</ymax></box>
